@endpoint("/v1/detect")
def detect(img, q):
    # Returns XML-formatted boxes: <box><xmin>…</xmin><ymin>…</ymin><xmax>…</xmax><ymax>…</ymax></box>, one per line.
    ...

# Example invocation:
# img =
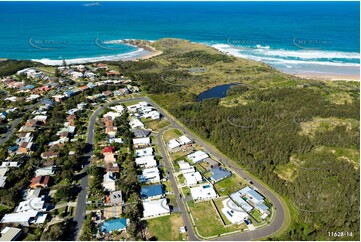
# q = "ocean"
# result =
<box><xmin>0</xmin><ymin>1</ymin><xmax>359</xmax><ymax>77</ymax></box>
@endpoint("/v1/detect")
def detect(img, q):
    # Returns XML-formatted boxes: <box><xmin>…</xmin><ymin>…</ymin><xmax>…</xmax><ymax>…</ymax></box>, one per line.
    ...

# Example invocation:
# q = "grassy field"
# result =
<box><xmin>214</xmin><ymin>175</ymin><xmax>247</xmax><ymax>197</ymax></box>
<box><xmin>188</xmin><ymin>200</ymin><xmax>246</xmax><ymax>238</ymax></box>
<box><xmin>163</xmin><ymin>128</ymin><xmax>183</xmax><ymax>142</ymax></box>
<box><xmin>144</xmin><ymin>118</ymin><xmax>170</xmax><ymax>131</ymax></box>
<box><xmin>147</xmin><ymin>213</ymin><xmax>187</xmax><ymax>241</ymax></box>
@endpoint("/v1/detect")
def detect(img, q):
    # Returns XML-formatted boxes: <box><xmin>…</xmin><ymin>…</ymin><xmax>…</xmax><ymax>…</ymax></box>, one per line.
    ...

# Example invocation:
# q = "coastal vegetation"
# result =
<box><xmin>111</xmin><ymin>38</ymin><xmax>360</xmax><ymax>240</ymax></box>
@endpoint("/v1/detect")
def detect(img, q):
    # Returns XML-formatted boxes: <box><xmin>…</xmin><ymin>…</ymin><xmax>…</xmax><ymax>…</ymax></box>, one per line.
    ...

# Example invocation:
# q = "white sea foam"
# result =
<box><xmin>32</xmin><ymin>48</ymin><xmax>146</xmax><ymax>65</ymax></box>
<box><xmin>211</xmin><ymin>43</ymin><xmax>360</xmax><ymax>68</ymax></box>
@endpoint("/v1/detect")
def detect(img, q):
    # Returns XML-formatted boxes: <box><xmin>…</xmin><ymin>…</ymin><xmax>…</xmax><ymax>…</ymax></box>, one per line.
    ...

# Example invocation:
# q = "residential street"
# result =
<box><xmin>70</xmin><ymin>96</ymin><xmax>288</xmax><ymax>241</ymax></box>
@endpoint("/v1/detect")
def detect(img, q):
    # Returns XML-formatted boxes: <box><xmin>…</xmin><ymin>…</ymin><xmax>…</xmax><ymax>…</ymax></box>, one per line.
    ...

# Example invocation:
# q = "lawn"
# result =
<box><xmin>188</xmin><ymin>200</ymin><xmax>246</xmax><ymax>238</ymax></box>
<box><xmin>249</xmin><ymin>209</ymin><xmax>263</xmax><ymax>224</ymax></box>
<box><xmin>163</xmin><ymin>181</ymin><xmax>174</xmax><ymax>193</ymax></box>
<box><xmin>147</xmin><ymin>214</ymin><xmax>186</xmax><ymax>241</ymax></box>
<box><xmin>144</xmin><ymin>118</ymin><xmax>170</xmax><ymax>131</ymax></box>
<box><xmin>213</xmin><ymin>199</ymin><xmax>232</xmax><ymax>225</ymax></box>
<box><xmin>181</xmin><ymin>187</ymin><xmax>191</xmax><ymax>197</ymax></box>
<box><xmin>123</xmin><ymin>100</ymin><xmax>141</xmax><ymax>106</ymax></box>
<box><xmin>214</xmin><ymin>175</ymin><xmax>246</xmax><ymax>196</ymax></box>
<box><xmin>163</xmin><ymin>128</ymin><xmax>183</xmax><ymax>142</ymax></box>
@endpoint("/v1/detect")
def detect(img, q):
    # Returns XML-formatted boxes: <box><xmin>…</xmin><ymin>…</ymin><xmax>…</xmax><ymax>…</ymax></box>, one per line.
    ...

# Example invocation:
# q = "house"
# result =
<box><xmin>135</xmin><ymin>147</ymin><xmax>153</xmax><ymax>157</ymax></box>
<box><xmin>33</xmin><ymin>115</ymin><xmax>47</xmax><ymax>123</ymax></box>
<box><xmin>204</xmin><ymin>158</ymin><xmax>219</xmax><ymax>171</ymax></box>
<box><xmin>102</xmin><ymin>146</ymin><xmax>115</xmax><ymax>155</ymax></box>
<box><xmin>22</xmin><ymin>188</ymin><xmax>42</xmax><ymax>201</ymax></box>
<box><xmin>105</xmin><ymin>163</ymin><xmax>120</xmax><ymax>173</ymax></box>
<box><xmin>0</xmin><ymin>211</ymin><xmax>47</xmax><ymax>226</ymax></box>
<box><xmin>66</xmin><ymin>114</ymin><xmax>76</xmax><ymax>126</ymax></box>
<box><xmin>178</xmin><ymin>160</ymin><xmax>195</xmax><ymax>174</ymax></box>
<box><xmin>105</xmin><ymin>126</ymin><xmax>117</xmax><ymax>138</ymax></box>
<box><xmin>1</xmin><ymin>162</ymin><xmax>21</xmax><ymax>168</ymax></box>
<box><xmin>109</xmin><ymin>138</ymin><xmax>123</xmax><ymax>144</ymax></box>
<box><xmin>187</xmin><ymin>150</ymin><xmax>209</xmax><ymax>163</ymax></box>
<box><xmin>110</xmin><ymin>105</ymin><xmax>125</xmax><ymax>114</ymax></box>
<box><xmin>254</xmin><ymin>203</ymin><xmax>269</xmax><ymax>214</ymax></box>
<box><xmin>133</xmin><ymin>137</ymin><xmax>151</xmax><ymax>148</ymax></box>
<box><xmin>30</xmin><ymin>176</ymin><xmax>50</xmax><ymax>189</ymax></box>
<box><xmin>41</xmin><ymin>151</ymin><xmax>59</xmax><ymax>159</ymax></box>
<box><xmin>138</xmin><ymin>167</ymin><xmax>160</xmax><ymax>183</ymax></box>
<box><xmin>168</xmin><ymin>139</ymin><xmax>181</xmax><ymax>150</ymax></box>
<box><xmin>35</xmin><ymin>166</ymin><xmax>56</xmax><ymax>177</ymax></box>
<box><xmin>135</xmin><ymin>156</ymin><xmax>157</xmax><ymax>168</ymax></box>
<box><xmin>129</xmin><ymin>118</ymin><xmax>145</xmax><ymax>129</ymax></box>
<box><xmin>140</xmin><ymin>184</ymin><xmax>164</xmax><ymax>200</ymax></box>
<box><xmin>143</xmin><ymin>110</ymin><xmax>160</xmax><ymax>120</ymax></box>
<box><xmin>103</xmin><ymin>172</ymin><xmax>116</xmax><ymax>191</ymax></box>
<box><xmin>101</xmin><ymin>218</ymin><xmax>127</xmax><ymax>233</ymax></box>
<box><xmin>229</xmin><ymin>191</ymin><xmax>254</xmax><ymax>212</ymax></box>
<box><xmin>0</xmin><ymin>227</ymin><xmax>22</xmax><ymax>241</ymax></box>
<box><xmin>104</xmin><ymin>153</ymin><xmax>116</xmax><ymax>163</ymax></box>
<box><xmin>109</xmin><ymin>190</ymin><xmax>123</xmax><ymax>205</ymax></box>
<box><xmin>245</xmin><ymin>189</ymin><xmax>265</xmax><ymax>204</ymax></box>
<box><xmin>190</xmin><ymin>185</ymin><xmax>218</xmax><ymax>201</ymax></box>
<box><xmin>131</xmin><ymin>129</ymin><xmax>151</xmax><ymax>138</ymax></box>
<box><xmin>104</xmin><ymin>116</ymin><xmax>113</xmax><ymax>127</ymax></box>
<box><xmin>221</xmin><ymin>198</ymin><xmax>249</xmax><ymax>225</ymax></box>
<box><xmin>210</xmin><ymin>167</ymin><xmax>232</xmax><ymax>183</ymax></box>
<box><xmin>183</xmin><ymin>172</ymin><xmax>203</xmax><ymax>186</ymax></box>
<box><xmin>18</xmin><ymin>141</ymin><xmax>33</xmax><ymax>154</ymax></box>
<box><xmin>7</xmin><ymin>146</ymin><xmax>18</xmax><ymax>154</ymax></box>
<box><xmin>0</xmin><ymin>176</ymin><xmax>6</xmax><ymax>188</ymax></box>
<box><xmin>143</xmin><ymin>199</ymin><xmax>170</xmax><ymax>218</ymax></box>
<box><xmin>16</xmin><ymin>196</ymin><xmax>47</xmax><ymax>213</ymax></box>
<box><xmin>178</xmin><ymin>135</ymin><xmax>192</xmax><ymax>145</ymax></box>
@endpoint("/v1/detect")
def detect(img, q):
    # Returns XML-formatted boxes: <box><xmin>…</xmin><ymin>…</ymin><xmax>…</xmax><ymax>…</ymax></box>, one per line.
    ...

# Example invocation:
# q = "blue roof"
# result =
<box><xmin>41</xmin><ymin>99</ymin><xmax>54</xmax><ymax>106</ymax></box>
<box><xmin>8</xmin><ymin>146</ymin><xmax>18</xmax><ymax>152</ymax></box>
<box><xmin>20</xmin><ymin>85</ymin><xmax>35</xmax><ymax>90</ymax></box>
<box><xmin>101</xmin><ymin>218</ymin><xmax>127</xmax><ymax>233</ymax></box>
<box><xmin>141</xmin><ymin>184</ymin><xmax>163</xmax><ymax>199</ymax></box>
<box><xmin>247</xmin><ymin>190</ymin><xmax>264</xmax><ymax>202</ymax></box>
<box><xmin>210</xmin><ymin>167</ymin><xmax>231</xmax><ymax>182</ymax></box>
<box><xmin>230</xmin><ymin>192</ymin><xmax>254</xmax><ymax>212</ymax></box>
<box><xmin>255</xmin><ymin>203</ymin><xmax>269</xmax><ymax>211</ymax></box>
<box><xmin>238</xmin><ymin>186</ymin><xmax>252</xmax><ymax>196</ymax></box>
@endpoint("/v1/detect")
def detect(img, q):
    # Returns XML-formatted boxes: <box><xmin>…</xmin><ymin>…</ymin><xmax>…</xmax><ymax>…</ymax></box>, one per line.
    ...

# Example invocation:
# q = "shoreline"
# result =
<box><xmin>0</xmin><ymin>40</ymin><xmax>358</xmax><ymax>82</ymax></box>
<box><xmin>295</xmin><ymin>73</ymin><xmax>360</xmax><ymax>82</ymax></box>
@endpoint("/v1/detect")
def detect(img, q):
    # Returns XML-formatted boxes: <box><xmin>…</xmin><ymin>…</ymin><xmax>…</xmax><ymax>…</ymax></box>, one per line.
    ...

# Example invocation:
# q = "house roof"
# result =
<box><xmin>143</xmin><ymin>198</ymin><xmax>170</xmax><ymax>217</ymax></box>
<box><xmin>210</xmin><ymin>167</ymin><xmax>231</xmax><ymax>181</ymax></box>
<box><xmin>30</xmin><ymin>176</ymin><xmax>50</xmax><ymax>187</ymax></box>
<box><xmin>110</xmin><ymin>190</ymin><xmax>123</xmax><ymax>204</ymax></box>
<box><xmin>131</xmin><ymin>129</ymin><xmax>151</xmax><ymax>138</ymax></box>
<box><xmin>141</xmin><ymin>184</ymin><xmax>163</xmax><ymax>199</ymax></box>
<box><xmin>247</xmin><ymin>189</ymin><xmax>264</xmax><ymax>202</ymax></box>
<box><xmin>102</xmin><ymin>146</ymin><xmax>115</xmax><ymax>154</ymax></box>
<box><xmin>0</xmin><ymin>227</ymin><xmax>22</xmax><ymax>241</ymax></box>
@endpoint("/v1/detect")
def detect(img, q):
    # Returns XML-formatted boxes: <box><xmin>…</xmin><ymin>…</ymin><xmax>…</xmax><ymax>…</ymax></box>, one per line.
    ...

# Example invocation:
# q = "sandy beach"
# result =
<box><xmin>296</xmin><ymin>73</ymin><xmax>360</xmax><ymax>82</ymax></box>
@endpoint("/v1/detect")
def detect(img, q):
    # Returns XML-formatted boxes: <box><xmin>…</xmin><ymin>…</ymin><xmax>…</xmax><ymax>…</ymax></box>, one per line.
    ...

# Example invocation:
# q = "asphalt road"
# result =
<box><xmin>70</xmin><ymin>96</ymin><xmax>287</xmax><ymax>241</ymax></box>
<box><xmin>139</xmin><ymin>96</ymin><xmax>287</xmax><ymax>241</ymax></box>
<box><xmin>156</xmin><ymin>127</ymin><xmax>198</xmax><ymax>241</ymax></box>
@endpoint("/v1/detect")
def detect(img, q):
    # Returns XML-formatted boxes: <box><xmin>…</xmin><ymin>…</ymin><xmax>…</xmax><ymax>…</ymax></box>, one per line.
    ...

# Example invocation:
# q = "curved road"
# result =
<box><xmin>72</xmin><ymin>96</ymin><xmax>288</xmax><ymax>241</ymax></box>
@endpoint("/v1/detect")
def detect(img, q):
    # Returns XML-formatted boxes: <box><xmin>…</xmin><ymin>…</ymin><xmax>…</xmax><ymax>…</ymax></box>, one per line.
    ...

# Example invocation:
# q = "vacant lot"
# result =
<box><xmin>147</xmin><ymin>213</ymin><xmax>186</xmax><ymax>241</ymax></box>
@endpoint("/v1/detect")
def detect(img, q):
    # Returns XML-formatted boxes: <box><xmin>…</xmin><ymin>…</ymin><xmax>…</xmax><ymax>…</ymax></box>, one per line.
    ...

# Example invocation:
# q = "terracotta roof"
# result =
<box><xmin>102</xmin><ymin>146</ymin><xmax>115</xmax><ymax>154</ymax></box>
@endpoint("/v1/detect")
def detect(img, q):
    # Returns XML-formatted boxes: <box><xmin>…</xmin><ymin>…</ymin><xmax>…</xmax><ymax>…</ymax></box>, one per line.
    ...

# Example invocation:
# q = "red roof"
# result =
<box><xmin>101</xmin><ymin>146</ymin><xmax>115</xmax><ymax>154</ymax></box>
